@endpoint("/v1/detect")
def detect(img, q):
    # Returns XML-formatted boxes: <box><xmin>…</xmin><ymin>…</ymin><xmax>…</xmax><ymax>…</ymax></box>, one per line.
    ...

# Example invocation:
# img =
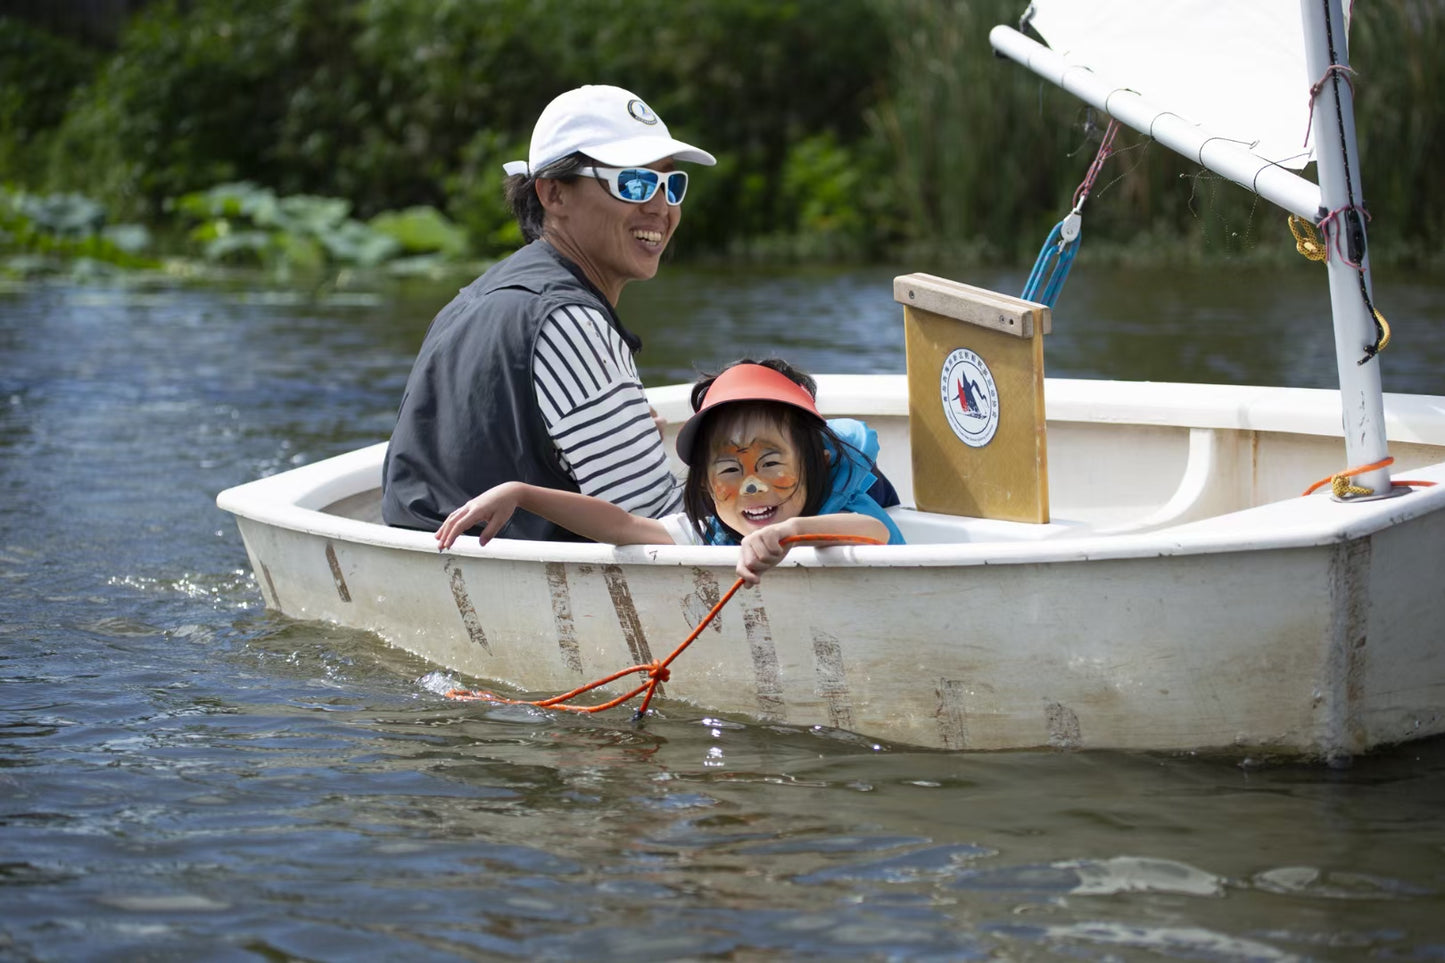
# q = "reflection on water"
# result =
<box><xmin>2</xmin><ymin>268</ymin><xmax>1445</xmax><ymax>960</ymax></box>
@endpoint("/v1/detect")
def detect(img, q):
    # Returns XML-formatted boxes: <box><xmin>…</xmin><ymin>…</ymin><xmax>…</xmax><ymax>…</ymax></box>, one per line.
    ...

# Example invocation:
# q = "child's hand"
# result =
<box><xmin>736</xmin><ymin>519</ymin><xmax>799</xmax><ymax>585</ymax></box>
<box><xmin>734</xmin><ymin>513</ymin><xmax>889</xmax><ymax>585</ymax></box>
<box><xmin>435</xmin><ymin>483</ymin><xmax>523</xmax><ymax>550</ymax></box>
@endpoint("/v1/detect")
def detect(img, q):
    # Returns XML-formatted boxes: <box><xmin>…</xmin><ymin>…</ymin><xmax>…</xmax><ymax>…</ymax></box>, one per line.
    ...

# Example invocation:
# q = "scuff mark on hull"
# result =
<box><xmin>1327</xmin><ymin>535</ymin><xmax>1373</xmax><ymax>757</ymax></box>
<box><xmin>260</xmin><ymin>561</ymin><xmax>280</xmax><ymax>610</ymax></box>
<box><xmin>1046</xmin><ymin>700</ymin><xmax>1081</xmax><ymax>748</ymax></box>
<box><xmin>545</xmin><ymin>562</ymin><xmax>582</xmax><ymax>674</ymax></box>
<box><xmin>811</xmin><ymin>629</ymin><xmax>854</xmax><ymax>730</ymax></box>
<box><xmin>935</xmin><ymin>679</ymin><xmax>969</xmax><ymax>749</ymax></box>
<box><xmin>682</xmin><ymin>566</ymin><xmax>724</xmax><ymax>633</ymax></box>
<box><xmin>602</xmin><ymin>564</ymin><xmax>659</xmax><ymax>697</ymax></box>
<box><xmin>445</xmin><ymin>558</ymin><xmax>490</xmax><ymax>653</ymax></box>
<box><xmin>325</xmin><ymin>542</ymin><xmax>352</xmax><ymax>603</ymax></box>
<box><xmin>742</xmin><ymin>595</ymin><xmax>785</xmax><ymax>721</ymax></box>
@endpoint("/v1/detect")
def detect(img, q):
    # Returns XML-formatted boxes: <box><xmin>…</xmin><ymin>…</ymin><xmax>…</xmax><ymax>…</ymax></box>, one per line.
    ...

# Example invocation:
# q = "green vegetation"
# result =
<box><xmin>173</xmin><ymin>182</ymin><xmax>470</xmax><ymax>277</ymax></box>
<box><xmin>2</xmin><ymin>0</ymin><xmax>1441</xmax><ymax>282</ymax></box>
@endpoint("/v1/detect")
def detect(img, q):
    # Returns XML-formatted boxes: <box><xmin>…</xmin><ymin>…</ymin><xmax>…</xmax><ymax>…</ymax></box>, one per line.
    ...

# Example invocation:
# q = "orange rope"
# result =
<box><xmin>445</xmin><ymin>533</ymin><xmax>884</xmax><ymax>717</ymax></box>
<box><xmin>1302</xmin><ymin>455</ymin><xmax>1436</xmax><ymax>498</ymax></box>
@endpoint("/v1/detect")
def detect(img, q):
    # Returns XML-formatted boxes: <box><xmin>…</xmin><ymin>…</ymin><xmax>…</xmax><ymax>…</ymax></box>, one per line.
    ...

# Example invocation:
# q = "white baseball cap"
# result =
<box><xmin>502</xmin><ymin>85</ymin><xmax>716</xmax><ymax>177</ymax></box>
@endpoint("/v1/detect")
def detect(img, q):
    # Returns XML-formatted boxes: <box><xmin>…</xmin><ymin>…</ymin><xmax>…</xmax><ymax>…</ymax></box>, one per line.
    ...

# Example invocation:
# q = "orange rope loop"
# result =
<box><xmin>1301</xmin><ymin>455</ymin><xmax>1436</xmax><ymax>498</ymax></box>
<box><xmin>445</xmin><ymin>533</ymin><xmax>884</xmax><ymax>717</ymax></box>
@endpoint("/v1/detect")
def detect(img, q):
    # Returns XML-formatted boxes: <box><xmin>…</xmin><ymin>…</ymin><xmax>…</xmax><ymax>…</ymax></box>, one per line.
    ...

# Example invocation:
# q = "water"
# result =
<box><xmin>3</xmin><ymin>263</ymin><xmax>1445</xmax><ymax>961</ymax></box>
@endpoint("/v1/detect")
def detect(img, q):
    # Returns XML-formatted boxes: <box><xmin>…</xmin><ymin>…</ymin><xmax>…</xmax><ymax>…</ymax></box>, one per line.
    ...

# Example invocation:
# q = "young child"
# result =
<box><xmin>435</xmin><ymin>359</ymin><xmax>905</xmax><ymax>584</ymax></box>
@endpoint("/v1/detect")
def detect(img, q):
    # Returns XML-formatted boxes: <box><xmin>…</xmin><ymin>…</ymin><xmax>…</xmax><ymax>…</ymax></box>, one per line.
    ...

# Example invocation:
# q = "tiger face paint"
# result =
<box><xmin>706</xmin><ymin>411</ymin><xmax>807</xmax><ymax>534</ymax></box>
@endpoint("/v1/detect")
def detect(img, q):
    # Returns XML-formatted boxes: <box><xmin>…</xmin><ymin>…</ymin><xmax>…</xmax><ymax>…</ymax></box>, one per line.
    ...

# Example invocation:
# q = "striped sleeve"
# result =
<box><xmin>533</xmin><ymin>305</ymin><xmax>683</xmax><ymax>518</ymax></box>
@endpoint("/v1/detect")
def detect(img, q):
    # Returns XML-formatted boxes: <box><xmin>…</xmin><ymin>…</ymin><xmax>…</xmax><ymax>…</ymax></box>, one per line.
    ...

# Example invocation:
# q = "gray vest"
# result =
<box><xmin>381</xmin><ymin>241</ymin><xmax>638</xmax><ymax>541</ymax></box>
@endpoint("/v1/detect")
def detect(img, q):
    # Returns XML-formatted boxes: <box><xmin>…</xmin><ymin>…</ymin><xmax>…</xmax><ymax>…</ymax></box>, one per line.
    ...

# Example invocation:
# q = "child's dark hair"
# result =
<box><xmin>681</xmin><ymin>358</ymin><xmax>851</xmax><ymax>543</ymax></box>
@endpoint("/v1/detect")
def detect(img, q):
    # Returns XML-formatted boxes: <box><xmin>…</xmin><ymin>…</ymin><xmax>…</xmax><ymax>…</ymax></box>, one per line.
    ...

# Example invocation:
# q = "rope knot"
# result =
<box><xmin>1330</xmin><ymin>473</ymin><xmax>1374</xmax><ymax>499</ymax></box>
<box><xmin>647</xmin><ymin>663</ymin><xmax>670</xmax><ymax>684</ymax></box>
<box><xmin>1304</xmin><ymin>456</ymin><xmax>1394</xmax><ymax>497</ymax></box>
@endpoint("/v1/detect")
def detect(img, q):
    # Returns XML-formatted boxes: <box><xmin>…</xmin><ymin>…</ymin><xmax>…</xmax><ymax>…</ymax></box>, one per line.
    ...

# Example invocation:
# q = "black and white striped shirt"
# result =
<box><xmin>532</xmin><ymin>304</ymin><xmax>683</xmax><ymax>518</ymax></box>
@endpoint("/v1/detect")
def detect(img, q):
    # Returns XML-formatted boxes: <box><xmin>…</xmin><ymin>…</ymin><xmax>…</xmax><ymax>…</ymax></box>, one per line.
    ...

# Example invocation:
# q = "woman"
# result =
<box><xmin>381</xmin><ymin>85</ymin><xmax>715</xmax><ymax>540</ymax></box>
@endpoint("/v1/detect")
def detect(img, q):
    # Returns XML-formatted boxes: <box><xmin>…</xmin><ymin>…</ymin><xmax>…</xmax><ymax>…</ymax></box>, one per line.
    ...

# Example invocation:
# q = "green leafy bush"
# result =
<box><xmin>174</xmin><ymin>182</ymin><xmax>404</xmax><ymax>272</ymax></box>
<box><xmin>31</xmin><ymin>0</ymin><xmax>889</xmax><ymax>257</ymax></box>
<box><xmin>0</xmin><ymin>185</ymin><xmax>156</xmax><ymax>277</ymax></box>
<box><xmin>368</xmin><ymin>207</ymin><xmax>469</xmax><ymax>258</ymax></box>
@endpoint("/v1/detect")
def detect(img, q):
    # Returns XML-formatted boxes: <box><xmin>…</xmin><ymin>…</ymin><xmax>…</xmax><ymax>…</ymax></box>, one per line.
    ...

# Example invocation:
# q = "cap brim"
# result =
<box><xmin>587</xmin><ymin>135</ymin><xmax>717</xmax><ymax>167</ymax></box>
<box><xmin>674</xmin><ymin>364</ymin><xmax>822</xmax><ymax>464</ymax></box>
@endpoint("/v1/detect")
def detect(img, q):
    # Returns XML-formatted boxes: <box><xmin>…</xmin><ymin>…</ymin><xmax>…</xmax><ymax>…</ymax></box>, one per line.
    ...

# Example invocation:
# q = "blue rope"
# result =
<box><xmin>1021</xmin><ymin>215</ymin><xmax>1080</xmax><ymax>308</ymax></box>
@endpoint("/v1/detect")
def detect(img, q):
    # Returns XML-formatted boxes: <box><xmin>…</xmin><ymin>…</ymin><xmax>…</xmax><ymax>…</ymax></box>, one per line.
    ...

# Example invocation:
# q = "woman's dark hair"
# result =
<box><xmin>505</xmin><ymin>152</ymin><xmax>591</xmax><ymax>242</ymax></box>
<box><xmin>681</xmin><ymin>358</ymin><xmax>852</xmax><ymax>543</ymax></box>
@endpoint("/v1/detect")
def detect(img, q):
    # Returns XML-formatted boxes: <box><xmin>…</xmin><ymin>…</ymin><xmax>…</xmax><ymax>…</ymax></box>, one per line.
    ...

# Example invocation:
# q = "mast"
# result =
<box><xmin>1301</xmin><ymin>0</ymin><xmax>1392</xmax><ymax>495</ymax></box>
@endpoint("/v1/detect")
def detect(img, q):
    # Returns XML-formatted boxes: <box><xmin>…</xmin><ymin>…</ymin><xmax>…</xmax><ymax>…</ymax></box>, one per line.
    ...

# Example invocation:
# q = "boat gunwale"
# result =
<box><xmin>216</xmin><ymin>379</ymin><xmax>1445</xmax><ymax>571</ymax></box>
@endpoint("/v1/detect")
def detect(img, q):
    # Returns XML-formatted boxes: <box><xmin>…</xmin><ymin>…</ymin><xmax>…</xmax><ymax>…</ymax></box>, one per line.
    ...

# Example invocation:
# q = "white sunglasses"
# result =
<box><xmin>576</xmin><ymin>166</ymin><xmax>689</xmax><ymax>206</ymax></box>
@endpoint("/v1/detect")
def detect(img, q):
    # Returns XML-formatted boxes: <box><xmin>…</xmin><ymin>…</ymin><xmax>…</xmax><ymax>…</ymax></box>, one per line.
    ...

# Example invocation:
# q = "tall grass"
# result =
<box><xmin>1349</xmin><ymin>0</ymin><xmax>1445</xmax><ymax>264</ymax></box>
<box><xmin>868</xmin><ymin>0</ymin><xmax>1078</xmax><ymax>263</ymax></box>
<box><xmin>870</xmin><ymin>0</ymin><xmax>1445</xmax><ymax>267</ymax></box>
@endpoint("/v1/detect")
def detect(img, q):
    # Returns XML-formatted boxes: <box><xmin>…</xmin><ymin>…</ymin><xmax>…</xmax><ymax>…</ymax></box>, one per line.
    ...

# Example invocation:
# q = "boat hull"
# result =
<box><xmin>220</xmin><ymin>378</ymin><xmax>1445</xmax><ymax>757</ymax></box>
<box><xmin>237</xmin><ymin>513</ymin><xmax>1445</xmax><ymax>755</ymax></box>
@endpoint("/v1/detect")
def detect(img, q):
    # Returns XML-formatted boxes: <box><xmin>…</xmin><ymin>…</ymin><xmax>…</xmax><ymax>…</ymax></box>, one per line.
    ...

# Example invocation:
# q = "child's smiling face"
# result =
<box><xmin>706</xmin><ymin>410</ymin><xmax>807</xmax><ymax>534</ymax></box>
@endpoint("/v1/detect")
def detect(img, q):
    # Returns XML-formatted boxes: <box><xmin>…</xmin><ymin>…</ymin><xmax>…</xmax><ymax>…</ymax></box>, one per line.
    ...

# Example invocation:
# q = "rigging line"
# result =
<box><xmin>1069</xmin><ymin>128</ymin><xmax>1148</xmax><ymax>216</ymax></box>
<box><xmin>1318</xmin><ymin>0</ymin><xmax>1386</xmax><ymax>362</ymax></box>
<box><xmin>1304</xmin><ymin>64</ymin><xmax>1357</xmax><ymax>147</ymax></box>
<box><xmin>1322</xmin><ymin>0</ymin><xmax>1358</xmax><ymax>209</ymax></box>
<box><xmin>1072</xmin><ymin>118</ymin><xmax>1120</xmax><ymax>211</ymax></box>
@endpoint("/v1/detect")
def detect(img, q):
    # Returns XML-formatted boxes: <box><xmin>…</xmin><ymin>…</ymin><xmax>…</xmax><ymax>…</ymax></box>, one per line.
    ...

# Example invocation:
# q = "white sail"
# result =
<box><xmin>1025</xmin><ymin>0</ymin><xmax>1341</xmax><ymax>170</ymax></box>
<box><xmin>1002</xmin><ymin>0</ymin><xmax>1390</xmax><ymax>494</ymax></box>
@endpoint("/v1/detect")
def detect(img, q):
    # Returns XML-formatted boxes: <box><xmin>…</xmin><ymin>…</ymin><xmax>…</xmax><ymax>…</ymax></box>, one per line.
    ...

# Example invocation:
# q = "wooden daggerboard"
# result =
<box><xmin>896</xmin><ymin>273</ymin><xmax>1051</xmax><ymax>523</ymax></box>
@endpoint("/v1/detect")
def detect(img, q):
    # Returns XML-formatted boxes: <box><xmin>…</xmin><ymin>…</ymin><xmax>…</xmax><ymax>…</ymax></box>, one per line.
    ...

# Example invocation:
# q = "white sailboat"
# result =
<box><xmin>217</xmin><ymin>0</ymin><xmax>1445</xmax><ymax>758</ymax></box>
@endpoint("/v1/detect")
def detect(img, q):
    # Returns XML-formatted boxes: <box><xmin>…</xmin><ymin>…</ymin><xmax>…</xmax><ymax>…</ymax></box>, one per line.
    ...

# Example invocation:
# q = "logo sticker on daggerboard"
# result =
<box><xmin>939</xmin><ymin>347</ymin><xmax>999</xmax><ymax>447</ymax></box>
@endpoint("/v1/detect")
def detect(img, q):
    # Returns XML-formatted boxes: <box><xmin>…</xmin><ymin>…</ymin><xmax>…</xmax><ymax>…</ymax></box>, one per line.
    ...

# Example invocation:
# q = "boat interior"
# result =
<box><xmin>318</xmin><ymin>394</ymin><xmax>1445</xmax><ymax>548</ymax></box>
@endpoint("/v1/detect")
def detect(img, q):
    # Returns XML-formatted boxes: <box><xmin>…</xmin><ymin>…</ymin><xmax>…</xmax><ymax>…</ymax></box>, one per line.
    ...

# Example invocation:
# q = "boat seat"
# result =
<box><xmin>1087</xmin><ymin>427</ymin><xmax>1235</xmax><ymax>536</ymax></box>
<box><xmin>892</xmin><ymin>427</ymin><xmax>1239</xmax><ymax>542</ymax></box>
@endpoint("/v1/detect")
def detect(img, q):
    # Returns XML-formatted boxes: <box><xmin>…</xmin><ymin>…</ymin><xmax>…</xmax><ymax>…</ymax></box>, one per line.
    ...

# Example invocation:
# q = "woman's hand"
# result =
<box><xmin>435</xmin><ymin>482</ymin><xmax>524</xmax><ymax>550</ymax></box>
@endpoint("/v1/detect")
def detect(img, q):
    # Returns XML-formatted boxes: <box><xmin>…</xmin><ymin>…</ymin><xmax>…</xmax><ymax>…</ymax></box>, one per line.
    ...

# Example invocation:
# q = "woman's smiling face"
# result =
<box><xmin>706</xmin><ymin>410</ymin><xmax>807</xmax><ymax>534</ymax></box>
<box><xmin>538</xmin><ymin>159</ymin><xmax>681</xmax><ymax>305</ymax></box>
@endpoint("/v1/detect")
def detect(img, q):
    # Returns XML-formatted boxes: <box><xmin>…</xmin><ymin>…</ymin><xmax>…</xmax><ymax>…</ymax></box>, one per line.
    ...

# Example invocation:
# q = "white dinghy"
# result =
<box><xmin>218</xmin><ymin>0</ymin><xmax>1445</xmax><ymax>758</ymax></box>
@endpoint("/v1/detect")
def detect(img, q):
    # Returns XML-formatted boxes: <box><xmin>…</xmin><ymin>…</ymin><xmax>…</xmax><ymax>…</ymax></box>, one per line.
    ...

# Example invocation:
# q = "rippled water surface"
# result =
<box><xmin>3</xmin><ymin>264</ymin><xmax>1445</xmax><ymax>961</ymax></box>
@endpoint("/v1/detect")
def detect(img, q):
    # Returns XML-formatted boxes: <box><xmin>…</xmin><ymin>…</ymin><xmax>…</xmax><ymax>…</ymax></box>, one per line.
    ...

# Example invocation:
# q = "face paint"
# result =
<box><xmin>706</xmin><ymin>411</ymin><xmax>807</xmax><ymax>534</ymax></box>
